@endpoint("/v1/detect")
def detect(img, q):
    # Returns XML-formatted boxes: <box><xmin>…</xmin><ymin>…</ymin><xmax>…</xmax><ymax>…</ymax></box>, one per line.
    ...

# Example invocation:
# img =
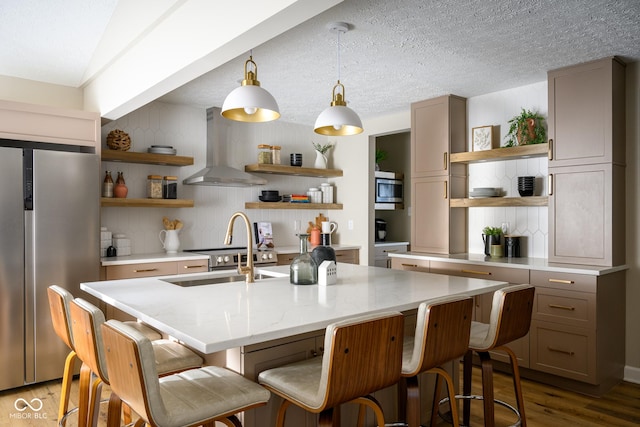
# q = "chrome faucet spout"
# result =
<box><xmin>224</xmin><ymin>212</ymin><xmax>254</xmax><ymax>283</ymax></box>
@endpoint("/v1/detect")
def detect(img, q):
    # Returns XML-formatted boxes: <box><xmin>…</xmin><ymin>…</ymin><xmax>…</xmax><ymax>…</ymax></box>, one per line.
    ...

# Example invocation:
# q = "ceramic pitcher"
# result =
<box><xmin>159</xmin><ymin>229</ymin><xmax>180</xmax><ymax>253</ymax></box>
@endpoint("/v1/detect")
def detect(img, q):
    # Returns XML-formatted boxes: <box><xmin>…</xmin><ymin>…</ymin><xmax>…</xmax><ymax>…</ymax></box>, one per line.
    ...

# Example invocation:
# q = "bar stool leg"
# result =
<box><xmin>404</xmin><ymin>375</ymin><xmax>420</xmax><ymax>427</ymax></box>
<box><xmin>462</xmin><ymin>350</ymin><xmax>473</xmax><ymax>426</ymax></box>
<box><xmin>478</xmin><ymin>351</ymin><xmax>495</xmax><ymax>427</ymax></box>
<box><xmin>58</xmin><ymin>351</ymin><xmax>77</xmax><ymax>423</ymax></box>
<box><xmin>501</xmin><ymin>346</ymin><xmax>527</xmax><ymax>427</ymax></box>
<box><xmin>431</xmin><ymin>373</ymin><xmax>443</xmax><ymax>427</ymax></box>
<box><xmin>78</xmin><ymin>364</ymin><xmax>92</xmax><ymax>427</ymax></box>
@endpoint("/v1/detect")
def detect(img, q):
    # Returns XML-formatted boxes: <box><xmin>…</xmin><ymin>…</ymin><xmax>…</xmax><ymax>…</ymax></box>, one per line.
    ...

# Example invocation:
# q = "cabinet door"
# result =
<box><xmin>411</xmin><ymin>95</ymin><xmax>467</xmax><ymax>177</ymax></box>
<box><xmin>177</xmin><ymin>259</ymin><xmax>209</xmax><ymax>274</ymax></box>
<box><xmin>548</xmin><ymin>163</ymin><xmax>624</xmax><ymax>266</ymax></box>
<box><xmin>548</xmin><ymin>57</ymin><xmax>626</xmax><ymax>167</ymax></box>
<box><xmin>411</xmin><ymin>176</ymin><xmax>466</xmax><ymax>254</ymax></box>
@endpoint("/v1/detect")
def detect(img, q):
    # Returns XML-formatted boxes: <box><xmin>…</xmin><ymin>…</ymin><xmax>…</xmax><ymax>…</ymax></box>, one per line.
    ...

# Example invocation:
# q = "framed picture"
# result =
<box><xmin>472</xmin><ymin>125</ymin><xmax>493</xmax><ymax>151</ymax></box>
<box><xmin>254</xmin><ymin>222</ymin><xmax>274</xmax><ymax>248</ymax></box>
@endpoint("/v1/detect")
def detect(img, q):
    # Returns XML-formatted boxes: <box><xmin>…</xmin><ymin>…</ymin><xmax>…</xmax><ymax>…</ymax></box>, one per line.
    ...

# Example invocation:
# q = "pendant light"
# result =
<box><xmin>314</xmin><ymin>22</ymin><xmax>363</xmax><ymax>136</ymax></box>
<box><xmin>221</xmin><ymin>52</ymin><xmax>280</xmax><ymax>122</ymax></box>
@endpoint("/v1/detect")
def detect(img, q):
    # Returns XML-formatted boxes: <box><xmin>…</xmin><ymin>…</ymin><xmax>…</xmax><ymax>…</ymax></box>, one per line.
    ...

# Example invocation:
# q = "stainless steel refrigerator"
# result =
<box><xmin>0</xmin><ymin>140</ymin><xmax>99</xmax><ymax>391</ymax></box>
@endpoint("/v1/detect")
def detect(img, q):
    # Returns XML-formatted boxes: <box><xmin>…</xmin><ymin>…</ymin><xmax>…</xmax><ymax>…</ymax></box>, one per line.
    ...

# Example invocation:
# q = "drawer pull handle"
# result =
<box><xmin>443</xmin><ymin>152</ymin><xmax>448</xmax><ymax>170</ymax></box>
<box><xmin>547</xmin><ymin>346</ymin><xmax>575</xmax><ymax>356</ymax></box>
<box><xmin>548</xmin><ymin>139</ymin><xmax>553</xmax><ymax>160</ymax></box>
<box><xmin>444</xmin><ymin>181</ymin><xmax>448</xmax><ymax>199</ymax></box>
<box><xmin>184</xmin><ymin>265</ymin><xmax>206</xmax><ymax>269</ymax></box>
<box><xmin>549</xmin><ymin>304</ymin><xmax>575</xmax><ymax>311</ymax></box>
<box><xmin>402</xmin><ymin>263</ymin><xmax>418</xmax><ymax>268</ymax></box>
<box><xmin>383</xmin><ymin>249</ymin><xmax>398</xmax><ymax>253</ymax></box>
<box><xmin>548</xmin><ymin>278</ymin><xmax>574</xmax><ymax>284</ymax></box>
<box><xmin>461</xmin><ymin>269</ymin><xmax>491</xmax><ymax>276</ymax></box>
<box><xmin>548</xmin><ymin>173</ymin><xmax>553</xmax><ymax>196</ymax></box>
<box><xmin>133</xmin><ymin>268</ymin><xmax>157</xmax><ymax>273</ymax></box>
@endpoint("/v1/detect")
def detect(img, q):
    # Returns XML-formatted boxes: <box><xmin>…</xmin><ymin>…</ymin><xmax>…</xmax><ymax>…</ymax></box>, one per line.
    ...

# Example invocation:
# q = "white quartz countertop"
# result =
<box><xmin>81</xmin><ymin>263</ymin><xmax>507</xmax><ymax>354</ymax></box>
<box><xmin>101</xmin><ymin>252</ymin><xmax>209</xmax><ymax>266</ymax></box>
<box><xmin>389</xmin><ymin>252</ymin><xmax>627</xmax><ymax>276</ymax></box>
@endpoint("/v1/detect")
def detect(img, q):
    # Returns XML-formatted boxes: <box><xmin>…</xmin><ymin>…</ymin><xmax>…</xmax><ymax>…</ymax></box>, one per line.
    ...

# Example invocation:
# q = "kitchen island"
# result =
<box><xmin>81</xmin><ymin>263</ymin><xmax>508</xmax><ymax>427</ymax></box>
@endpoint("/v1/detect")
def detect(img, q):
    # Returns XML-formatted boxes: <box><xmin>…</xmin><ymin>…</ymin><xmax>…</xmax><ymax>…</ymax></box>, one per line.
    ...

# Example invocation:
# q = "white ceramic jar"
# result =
<box><xmin>320</xmin><ymin>182</ymin><xmax>334</xmax><ymax>203</ymax></box>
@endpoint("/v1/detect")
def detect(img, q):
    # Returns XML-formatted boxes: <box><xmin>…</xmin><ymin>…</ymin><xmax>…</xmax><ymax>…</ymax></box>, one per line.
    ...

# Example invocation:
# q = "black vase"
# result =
<box><xmin>482</xmin><ymin>234</ymin><xmax>501</xmax><ymax>256</ymax></box>
<box><xmin>311</xmin><ymin>246</ymin><xmax>336</xmax><ymax>269</ymax></box>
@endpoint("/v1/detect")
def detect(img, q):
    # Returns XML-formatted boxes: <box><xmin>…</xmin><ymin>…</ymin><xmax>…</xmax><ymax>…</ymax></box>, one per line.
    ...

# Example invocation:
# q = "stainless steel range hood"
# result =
<box><xmin>183</xmin><ymin>107</ymin><xmax>267</xmax><ymax>187</ymax></box>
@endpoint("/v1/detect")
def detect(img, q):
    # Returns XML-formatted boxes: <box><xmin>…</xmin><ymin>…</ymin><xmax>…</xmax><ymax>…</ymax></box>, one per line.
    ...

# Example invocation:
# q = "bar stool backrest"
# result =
<box><xmin>68</xmin><ymin>298</ymin><xmax>110</xmax><ymax>383</ymax></box>
<box><xmin>405</xmin><ymin>296</ymin><xmax>474</xmax><ymax>376</ymax></box>
<box><xmin>47</xmin><ymin>285</ymin><xmax>75</xmax><ymax>350</ymax></box>
<box><xmin>486</xmin><ymin>284</ymin><xmax>535</xmax><ymax>349</ymax></box>
<box><xmin>101</xmin><ymin>320</ymin><xmax>164</xmax><ymax>425</ymax></box>
<box><xmin>319</xmin><ymin>311</ymin><xmax>404</xmax><ymax>410</ymax></box>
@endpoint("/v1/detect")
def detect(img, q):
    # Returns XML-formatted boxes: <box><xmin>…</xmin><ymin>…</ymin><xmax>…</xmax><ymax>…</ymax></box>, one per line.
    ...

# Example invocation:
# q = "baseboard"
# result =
<box><xmin>624</xmin><ymin>365</ymin><xmax>640</xmax><ymax>384</ymax></box>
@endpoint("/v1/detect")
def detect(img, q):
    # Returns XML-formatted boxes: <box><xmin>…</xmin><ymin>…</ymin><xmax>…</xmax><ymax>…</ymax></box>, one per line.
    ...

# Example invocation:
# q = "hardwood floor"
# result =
<box><xmin>1</xmin><ymin>366</ymin><xmax>639</xmax><ymax>426</ymax></box>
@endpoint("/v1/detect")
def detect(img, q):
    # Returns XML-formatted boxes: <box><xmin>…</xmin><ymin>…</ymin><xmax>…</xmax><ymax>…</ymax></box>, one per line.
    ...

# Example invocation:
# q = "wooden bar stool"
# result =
<box><xmin>460</xmin><ymin>284</ymin><xmax>535</xmax><ymax>427</ymax></box>
<box><xmin>258</xmin><ymin>311</ymin><xmax>404</xmax><ymax>427</ymax></box>
<box><xmin>47</xmin><ymin>285</ymin><xmax>164</xmax><ymax>426</ymax></box>
<box><xmin>398</xmin><ymin>295</ymin><xmax>474</xmax><ymax>427</ymax></box>
<box><xmin>69</xmin><ymin>298</ymin><xmax>204</xmax><ymax>427</ymax></box>
<box><xmin>101</xmin><ymin>319</ymin><xmax>271</xmax><ymax>427</ymax></box>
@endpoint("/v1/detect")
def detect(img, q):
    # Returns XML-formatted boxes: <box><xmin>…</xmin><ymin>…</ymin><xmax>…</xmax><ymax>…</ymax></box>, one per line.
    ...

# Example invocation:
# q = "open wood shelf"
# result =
<box><xmin>450</xmin><ymin>143</ymin><xmax>549</xmax><ymax>164</ymax></box>
<box><xmin>101</xmin><ymin>198</ymin><xmax>194</xmax><ymax>208</ymax></box>
<box><xmin>450</xmin><ymin>196</ymin><xmax>548</xmax><ymax>208</ymax></box>
<box><xmin>245</xmin><ymin>164</ymin><xmax>343</xmax><ymax>178</ymax></box>
<box><xmin>102</xmin><ymin>150</ymin><xmax>194</xmax><ymax>166</ymax></box>
<box><xmin>245</xmin><ymin>202</ymin><xmax>343</xmax><ymax>210</ymax></box>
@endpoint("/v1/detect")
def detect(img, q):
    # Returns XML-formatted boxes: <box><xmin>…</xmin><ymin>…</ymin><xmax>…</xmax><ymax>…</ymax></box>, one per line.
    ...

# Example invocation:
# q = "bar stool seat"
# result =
<box><xmin>69</xmin><ymin>297</ymin><xmax>204</xmax><ymax>426</ymax></box>
<box><xmin>398</xmin><ymin>295</ymin><xmax>474</xmax><ymax>427</ymax></box>
<box><xmin>102</xmin><ymin>320</ymin><xmax>271</xmax><ymax>427</ymax></box>
<box><xmin>258</xmin><ymin>311</ymin><xmax>404</xmax><ymax>427</ymax></box>
<box><xmin>458</xmin><ymin>284</ymin><xmax>535</xmax><ymax>427</ymax></box>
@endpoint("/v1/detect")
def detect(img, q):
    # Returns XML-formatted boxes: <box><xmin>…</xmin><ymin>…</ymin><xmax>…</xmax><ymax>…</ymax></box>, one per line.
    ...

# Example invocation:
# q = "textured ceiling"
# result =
<box><xmin>160</xmin><ymin>0</ymin><xmax>640</xmax><ymax>125</ymax></box>
<box><xmin>1</xmin><ymin>0</ymin><xmax>639</xmax><ymax>127</ymax></box>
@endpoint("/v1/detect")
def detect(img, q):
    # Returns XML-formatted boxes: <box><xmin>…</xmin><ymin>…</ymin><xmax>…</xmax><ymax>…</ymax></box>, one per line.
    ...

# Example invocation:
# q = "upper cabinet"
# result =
<box><xmin>411</xmin><ymin>95</ymin><xmax>467</xmax><ymax>178</ymax></box>
<box><xmin>548</xmin><ymin>57</ymin><xmax>626</xmax><ymax>167</ymax></box>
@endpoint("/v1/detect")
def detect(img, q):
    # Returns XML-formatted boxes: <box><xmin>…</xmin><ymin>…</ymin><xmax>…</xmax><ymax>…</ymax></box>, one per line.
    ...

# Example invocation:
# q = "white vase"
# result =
<box><xmin>314</xmin><ymin>150</ymin><xmax>328</xmax><ymax>169</ymax></box>
<box><xmin>159</xmin><ymin>229</ymin><xmax>180</xmax><ymax>253</ymax></box>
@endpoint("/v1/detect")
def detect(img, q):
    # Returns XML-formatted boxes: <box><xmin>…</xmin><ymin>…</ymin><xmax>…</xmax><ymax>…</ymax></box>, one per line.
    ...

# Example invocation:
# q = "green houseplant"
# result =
<box><xmin>375</xmin><ymin>149</ymin><xmax>387</xmax><ymax>171</ymax></box>
<box><xmin>504</xmin><ymin>108</ymin><xmax>547</xmax><ymax>147</ymax></box>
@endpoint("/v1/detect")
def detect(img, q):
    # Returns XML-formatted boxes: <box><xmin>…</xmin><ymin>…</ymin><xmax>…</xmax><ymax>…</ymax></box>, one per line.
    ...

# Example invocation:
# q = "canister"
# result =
<box><xmin>147</xmin><ymin>175</ymin><xmax>163</xmax><ymax>199</ymax></box>
<box><xmin>270</xmin><ymin>145</ymin><xmax>281</xmax><ymax>164</ymax></box>
<box><xmin>162</xmin><ymin>176</ymin><xmax>178</xmax><ymax>199</ymax></box>
<box><xmin>257</xmin><ymin>144</ymin><xmax>272</xmax><ymax>164</ymax></box>
<box><xmin>320</xmin><ymin>182</ymin><xmax>334</xmax><ymax>203</ymax></box>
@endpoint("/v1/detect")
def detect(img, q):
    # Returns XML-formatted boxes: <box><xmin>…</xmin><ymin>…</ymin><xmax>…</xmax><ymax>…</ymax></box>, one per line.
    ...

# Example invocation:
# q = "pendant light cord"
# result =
<box><xmin>336</xmin><ymin>30</ymin><xmax>341</xmax><ymax>83</ymax></box>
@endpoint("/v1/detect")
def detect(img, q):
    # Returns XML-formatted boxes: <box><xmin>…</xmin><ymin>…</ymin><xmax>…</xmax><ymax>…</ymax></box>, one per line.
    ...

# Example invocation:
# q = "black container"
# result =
<box><xmin>106</xmin><ymin>245</ymin><xmax>117</xmax><ymax>257</ymax></box>
<box><xmin>311</xmin><ymin>245</ymin><xmax>336</xmax><ymax>269</ymax></box>
<box><xmin>505</xmin><ymin>236</ymin><xmax>521</xmax><ymax>258</ymax></box>
<box><xmin>482</xmin><ymin>234</ymin><xmax>501</xmax><ymax>256</ymax></box>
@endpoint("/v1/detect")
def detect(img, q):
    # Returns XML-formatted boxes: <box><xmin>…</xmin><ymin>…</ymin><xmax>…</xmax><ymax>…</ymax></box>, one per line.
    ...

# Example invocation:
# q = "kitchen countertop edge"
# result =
<box><xmin>389</xmin><ymin>252</ymin><xmax>628</xmax><ymax>276</ymax></box>
<box><xmin>101</xmin><ymin>252</ymin><xmax>209</xmax><ymax>266</ymax></box>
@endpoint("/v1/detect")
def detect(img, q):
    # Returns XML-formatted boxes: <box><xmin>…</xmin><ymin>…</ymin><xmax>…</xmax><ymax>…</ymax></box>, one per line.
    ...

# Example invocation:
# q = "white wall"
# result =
<box><xmin>467</xmin><ymin>82</ymin><xmax>549</xmax><ymax>257</ymax></box>
<box><xmin>100</xmin><ymin>101</ymin><xmax>339</xmax><ymax>253</ymax></box>
<box><xmin>0</xmin><ymin>75</ymin><xmax>84</xmax><ymax>110</ymax></box>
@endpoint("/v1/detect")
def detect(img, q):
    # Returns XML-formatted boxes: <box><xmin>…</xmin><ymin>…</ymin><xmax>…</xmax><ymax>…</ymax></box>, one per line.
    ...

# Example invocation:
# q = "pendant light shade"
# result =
<box><xmin>314</xmin><ymin>82</ymin><xmax>363</xmax><ymax>135</ymax></box>
<box><xmin>221</xmin><ymin>55</ymin><xmax>280</xmax><ymax>122</ymax></box>
<box><xmin>314</xmin><ymin>22</ymin><xmax>363</xmax><ymax>136</ymax></box>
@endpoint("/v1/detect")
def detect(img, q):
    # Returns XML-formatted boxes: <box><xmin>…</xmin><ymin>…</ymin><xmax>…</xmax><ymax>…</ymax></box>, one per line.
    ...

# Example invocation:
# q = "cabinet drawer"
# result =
<box><xmin>530</xmin><ymin>270</ymin><xmax>596</xmax><ymax>293</ymax></box>
<box><xmin>530</xmin><ymin>320</ymin><xmax>596</xmax><ymax>383</ymax></box>
<box><xmin>391</xmin><ymin>257</ymin><xmax>429</xmax><ymax>273</ymax></box>
<box><xmin>374</xmin><ymin>244</ymin><xmax>408</xmax><ymax>258</ymax></box>
<box><xmin>334</xmin><ymin>249</ymin><xmax>359</xmax><ymax>265</ymax></box>
<box><xmin>105</xmin><ymin>261</ymin><xmax>177</xmax><ymax>280</ymax></box>
<box><xmin>177</xmin><ymin>259</ymin><xmax>209</xmax><ymax>273</ymax></box>
<box><xmin>533</xmin><ymin>287</ymin><xmax>595</xmax><ymax>329</ymax></box>
<box><xmin>277</xmin><ymin>253</ymin><xmax>297</xmax><ymax>265</ymax></box>
<box><xmin>430</xmin><ymin>261</ymin><xmax>529</xmax><ymax>284</ymax></box>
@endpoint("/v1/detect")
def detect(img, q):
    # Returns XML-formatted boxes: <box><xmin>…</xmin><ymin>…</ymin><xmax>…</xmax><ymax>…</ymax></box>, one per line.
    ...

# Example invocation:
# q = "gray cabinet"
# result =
<box><xmin>547</xmin><ymin>56</ymin><xmax>626</xmax><ymax>266</ymax></box>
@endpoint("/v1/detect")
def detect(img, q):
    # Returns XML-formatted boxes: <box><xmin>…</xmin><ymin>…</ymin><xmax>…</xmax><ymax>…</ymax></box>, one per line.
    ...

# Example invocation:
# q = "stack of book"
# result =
<box><xmin>290</xmin><ymin>194</ymin><xmax>310</xmax><ymax>203</ymax></box>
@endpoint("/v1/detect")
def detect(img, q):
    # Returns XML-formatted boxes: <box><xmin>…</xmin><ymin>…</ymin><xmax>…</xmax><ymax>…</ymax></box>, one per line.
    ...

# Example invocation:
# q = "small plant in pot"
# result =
<box><xmin>482</xmin><ymin>226</ymin><xmax>502</xmax><ymax>256</ymax></box>
<box><xmin>504</xmin><ymin>108</ymin><xmax>547</xmax><ymax>147</ymax></box>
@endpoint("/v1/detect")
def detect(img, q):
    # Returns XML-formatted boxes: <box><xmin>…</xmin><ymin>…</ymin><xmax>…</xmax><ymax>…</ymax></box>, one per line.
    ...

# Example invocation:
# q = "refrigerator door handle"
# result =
<box><xmin>24</xmin><ymin>210</ymin><xmax>36</xmax><ymax>384</ymax></box>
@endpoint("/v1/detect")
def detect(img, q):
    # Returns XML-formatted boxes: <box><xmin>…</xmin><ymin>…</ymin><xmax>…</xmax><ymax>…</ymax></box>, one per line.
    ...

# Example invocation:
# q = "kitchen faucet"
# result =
<box><xmin>224</xmin><ymin>211</ymin><xmax>255</xmax><ymax>283</ymax></box>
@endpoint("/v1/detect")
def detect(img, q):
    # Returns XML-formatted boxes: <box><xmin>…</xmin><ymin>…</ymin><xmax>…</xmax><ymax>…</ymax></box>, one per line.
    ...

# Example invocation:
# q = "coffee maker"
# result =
<box><xmin>375</xmin><ymin>218</ymin><xmax>387</xmax><ymax>241</ymax></box>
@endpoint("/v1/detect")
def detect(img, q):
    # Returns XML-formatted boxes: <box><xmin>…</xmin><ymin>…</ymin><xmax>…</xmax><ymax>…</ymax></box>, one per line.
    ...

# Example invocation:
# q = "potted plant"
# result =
<box><xmin>482</xmin><ymin>226</ymin><xmax>502</xmax><ymax>256</ymax></box>
<box><xmin>375</xmin><ymin>149</ymin><xmax>387</xmax><ymax>171</ymax></box>
<box><xmin>504</xmin><ymin>108</ymin><xmax>547</xmax><ymax>147</ymax></box>
<box><xmin>312</xmin><ymin>141</ymin><xmax>334</xmax><ymax>168</ymax></box>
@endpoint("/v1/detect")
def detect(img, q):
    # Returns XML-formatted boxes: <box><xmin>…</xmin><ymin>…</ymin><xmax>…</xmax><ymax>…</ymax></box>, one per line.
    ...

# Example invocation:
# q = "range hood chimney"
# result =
<box><xmin>183</xmin><ymin>107</ymin><xmax>267</xmax><ymax>187</ymax></box>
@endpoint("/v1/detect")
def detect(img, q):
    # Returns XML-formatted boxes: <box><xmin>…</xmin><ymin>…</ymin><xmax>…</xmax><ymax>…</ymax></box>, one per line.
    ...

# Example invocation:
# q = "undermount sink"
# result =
<box><xmin>165</xmin><ymin>272</ymin><xmax>280</xmax><ymax>287</ymax></box>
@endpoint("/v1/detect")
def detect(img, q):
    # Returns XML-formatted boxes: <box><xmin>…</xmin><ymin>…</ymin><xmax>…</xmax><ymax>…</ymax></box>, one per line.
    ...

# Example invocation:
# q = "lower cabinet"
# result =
<box><xmin>100</xmin><ymin>258</ymin><xmax>208</xmax><ymax>321</ymax></box>
<box><xmin>391</xmin><ymin>256</ymin><xmax>626</xmax><ymax>392</ymax></box>
<box><xmin>277</xmin><ymin>248</ymin><xmax>360</xmax><ymax>266</ymax></box>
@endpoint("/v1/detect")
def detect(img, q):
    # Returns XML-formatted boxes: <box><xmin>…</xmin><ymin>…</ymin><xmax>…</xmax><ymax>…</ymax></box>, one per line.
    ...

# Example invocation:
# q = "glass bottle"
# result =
<box><xmin>290</xmin><ymin>233</ymin><xmax>317</xmax><ymax>285</ymax></box>
<box><xmin>102</xmin><ymin>171</ymin><xmax>114</xmax><ymax>198</ymax></box>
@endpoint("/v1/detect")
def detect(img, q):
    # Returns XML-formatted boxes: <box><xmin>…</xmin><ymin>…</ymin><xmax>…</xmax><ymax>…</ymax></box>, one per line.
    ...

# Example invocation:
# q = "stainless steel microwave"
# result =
<box><xmin>375</xmin><ymin>173</ymin><xmax>403</xmax><ymax>203</ymax></box>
